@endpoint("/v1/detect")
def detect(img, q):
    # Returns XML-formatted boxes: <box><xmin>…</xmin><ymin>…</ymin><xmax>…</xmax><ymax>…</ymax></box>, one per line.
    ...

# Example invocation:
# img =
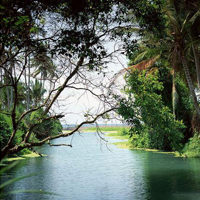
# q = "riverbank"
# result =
<box><xmin>84</xmin><ymin>126</ymin><xmax>200</xmax><ymax>158</ymax></box>
<box><xmin>4</xmin><ymin>131</ymin><xmax>200</xmax><ymax>200</ymax></box>
<box><xmin>3</xmin><ymin>126</ymin><xmax>198</xmax><ymax>163</ymax></box>
<box><xmin>2</xmin><ymin>152</ymin><xmax>46</xmax><ymax>164</ymax></box>
<box><xmin>62</xmin><ymin>130</ymin><xmax>118</xmax><ymax>134</ymax></box>
<box><xmin>108</xmin><ymin>134</ymin><xmax>180</xmax><ymax>156</ymax></box>
<box><xmin>1</xmin><ymin>127</ymin><xmax>125</xmax><ymax>163</ymax></box>
<box><xmin>63</xmin><ymin>125</ymin><xmax>130</xmax><ymax>133</ymax></box>
<box><xmin>104</xmin><ymin>130</ymin><xmax>192</xmax><ymax>158</ymax></box>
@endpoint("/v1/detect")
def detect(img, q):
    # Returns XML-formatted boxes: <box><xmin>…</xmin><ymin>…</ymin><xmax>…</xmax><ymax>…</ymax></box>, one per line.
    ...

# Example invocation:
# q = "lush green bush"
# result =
<box><xmin>0</xmin><ymin>113</ymin><xmax>30</xmax><ymax>155</ymax></box>
<box><xmin>119</xmin><ymin>128</ymin><xmax>129</xmax><ymax>136</ymax></box>
<box><xmin>0</xmin><ymin>107</ymin><xmax>62</xmax><ymax>155</ymax></box>
<box><xmin>118</xmin><ymin>70</ymin><xmax>185</xmax><ymax>151</ymax></box>
<box><xmin>129</xmin><ymin>125</ymin><xmax>150</xmax><ymax>148</ymax></box>
<box><xmin>0</xmin><ymin>114</ymin><xmax>12</xmax><ymax>148</ymax></box>
<box><xmin>182</xmin><ymin>133</ymin><xmax>200</xmax><ymax>157</ymax></box>
<box><xmin>0</xmin><ymin>112</ymin><xmax>27</xmax><ymax>148</ymax></box>
<box><xmin>175</xmin><ymin>75</ymin><xmax>193</xmax><ymax>141</ymax></box>
<box><xmin>30</xmin><ymin>109</ymin><xmax>62</xmax><ymax>139</ymax></box>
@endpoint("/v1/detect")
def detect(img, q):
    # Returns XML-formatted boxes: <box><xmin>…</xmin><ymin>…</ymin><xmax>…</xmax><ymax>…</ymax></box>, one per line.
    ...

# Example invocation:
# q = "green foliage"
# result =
<box><xmin>52</xmin><ymin>120</ymin><xmax>63</xmax><ymax>134</ymax></box>
<box><xmin>118</xmin><ymin>70</ymin><xmax>185</xmax><ymax>151</ymax></box>
<box><xmin>119</xmin><ymin>127</ymin><xmax>129</xmax><ymax>136</ymax></box>
<box><xmin>13</xmin><ymin>130</ymin><xmax>23</xmax><ymax>145</ymax></box>
<box><xmin>129</xmin><ymin>126</ymin><xmax>150</xmax><ymax>148</ymax></box>
<box><xmin>19</xmin><ymin>148</ymin><xmax>31</xmax><ymax>155</ymax></box>
<box><xmin>29</xmin><ymin>133</ymin><xmax>39</xmax><ymax>143</ymax></box>
<box><xmin>0</xmin><ymin>113</ymin><xmax>27</xmax><ymax>151</ymax></box>
<box><xmin>30</xmin><ymin>109</ymin><xmax>43</xmax><ymax>123</ymax></box>
<box><xmin>30</xmin><ymin>108</ymin><xmax>62</xmax><ymax>139</ymax></box>
<box><xmin>0</xmin><ymin>114</ymin><xmax>12</xmax><ymax>148</ymax></box>
<box><xmin>0</xmin><ymin>106</ymin><xmax>62</xmax><ymax>154</ymax></box>
<box><xmin>182</xmin><ymin>133</ymin><xmax>200</xmax><ymax>157</ymax></box>
<box><xmin>31</xmin><ymin>79</ymin><xmax>46</xmax><ymax>107</ymax></box>
<box><xmin>175</xmin><ymin>75</ymin><xmax>193</xmax><ymax>141</ymax></box>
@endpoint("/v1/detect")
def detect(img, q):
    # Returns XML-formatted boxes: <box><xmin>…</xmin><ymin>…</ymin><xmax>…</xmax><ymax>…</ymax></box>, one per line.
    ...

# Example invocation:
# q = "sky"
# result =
<box><xmin>53</xmin><ymin>41</ymin><xmax>128</xmax><ymax>125</ymax></box>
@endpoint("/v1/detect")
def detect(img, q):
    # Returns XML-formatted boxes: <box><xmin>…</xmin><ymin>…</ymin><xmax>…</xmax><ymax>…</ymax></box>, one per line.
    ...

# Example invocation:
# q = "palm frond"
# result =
<box><xmin>129</xmin><ymin>55</ymin><xmax>160</xmax><ymax>71</ymax></box>
<box><xmin>181</xmin><ymin>10</ymin><xmax>200</xmax><ymax>34</ymax></box>
<box><xmin>184</xmin><ymin>38</ymin><xmax>200</xmax><ymax>52</ymax></box>
<box><xmin>181</xmin><ymin>13</ymin><xmax>190</xmax><ymax>33</ymax></box>
<box><xmin>32</xmin><ymin>69</ymin><xmax>40</xmax><ymax>78</ymax></box>
<box><xmin>189</xmin><ymin>10</ymin><xmax>200</xmax><ymax>25</ymax></box>
<box><xmin>163</xmin><ymin>1</ymin><xmax>179</xmax><ymax>27</ymax></box>
<box><xmin>109</xmin><ymin>55</ymin><xmax>160</xmax><ymax>88</ymax></box>
<box><xmin>108</xmin><ymin>68</ymin><xmax>128</xmax><ymax>88</ymax></box>
<box><xmin>133</xmin><ymin>51</ymin><xmax>148</xmax><ymax>63</ymax></box>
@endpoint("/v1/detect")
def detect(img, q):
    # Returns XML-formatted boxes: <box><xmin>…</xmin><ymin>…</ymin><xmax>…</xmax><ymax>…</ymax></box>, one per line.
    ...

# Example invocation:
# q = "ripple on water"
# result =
<box><xmin>2</xmin><ymin>133</ymin><xmax>200</xmax><ymax>200</ymax></box>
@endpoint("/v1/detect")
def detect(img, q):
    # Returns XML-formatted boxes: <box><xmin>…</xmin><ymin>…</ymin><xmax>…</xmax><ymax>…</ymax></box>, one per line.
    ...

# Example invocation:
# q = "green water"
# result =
<box><xmin>1</xmin><ymin>132</ymin><xmax>200</xmax><ymax>200</ymax></box>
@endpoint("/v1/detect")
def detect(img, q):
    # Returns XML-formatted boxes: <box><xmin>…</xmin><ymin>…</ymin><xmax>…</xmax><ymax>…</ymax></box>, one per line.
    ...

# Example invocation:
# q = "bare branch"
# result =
<box><xmin>47</xmin><ymin>141</ymin><xmax>72</xmax><ymax>147</ymax></box>
<box><xmin>8</xmin><ymin>107</ymin><xmax>116</xmax><ymax>155</ymax></box>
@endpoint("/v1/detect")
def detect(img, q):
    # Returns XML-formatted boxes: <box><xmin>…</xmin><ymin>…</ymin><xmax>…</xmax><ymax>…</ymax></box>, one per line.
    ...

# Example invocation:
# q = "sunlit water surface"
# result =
<box><xmin>1</xmin><ymin>132</ymin><xmax>200</xmax><ymax>200</ymax></box>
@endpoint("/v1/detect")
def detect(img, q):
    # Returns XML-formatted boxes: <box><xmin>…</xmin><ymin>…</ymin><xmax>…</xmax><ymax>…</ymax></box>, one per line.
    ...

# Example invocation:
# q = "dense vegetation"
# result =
<box><xmin>2</xmin><ymin>1</ymin><xmax>200</xmax><ymax>199</ymax></box>
<box><xmin>117</xmin><ymin>0</ymin><xmax>200</xmax><ymax>156</ymax></box>
<box><xmin>0</xmin><ymin>0</ymin><xmax>138</xmax><ymax>159</ymax></box>
<box><xmin>1</xmin><ymin>0</ymin><xmax>200</xmax><ymax>159</ymax></box>
<box><xmin>0</xmin><ymin>87</ymin><xmax>63</xmax><ymax>155</ymax></box>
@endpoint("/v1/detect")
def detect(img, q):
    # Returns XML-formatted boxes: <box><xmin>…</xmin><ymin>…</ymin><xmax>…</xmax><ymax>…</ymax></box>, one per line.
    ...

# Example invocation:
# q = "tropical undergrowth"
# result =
<box><xmin>181</xmin><ymin>132</ymin><xmax>200</xmax><ymax>157</ymax></box>
<box><xmin>118</xmin><ymin>67</ymin><xmax>194</xmax><ymax>153</ymax></box>
<box><xmin>0</xmin><ymin>108</ymin><xmax>62</xmax><ymax>158</ymax></box>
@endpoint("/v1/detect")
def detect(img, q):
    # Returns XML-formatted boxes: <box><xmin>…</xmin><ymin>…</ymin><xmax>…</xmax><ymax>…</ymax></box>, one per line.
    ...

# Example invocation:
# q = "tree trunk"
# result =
<box><xmin>27</xmin><ymin>55</ymin><xmax>31</xmax><ymax>110</ymax></box>
<box><xmin>24</xmin><ymin>68</ymin><xmax>29</xmax><ymax>110</ymax></box>
<box><xmin>181</xmin><ymin>53</ymin><xmax>200</xmax><ymax>118</ymax></box>
<box><xmin>10</xmin><ymin>61</ymin><xmax>14</xmax><ymax>106</ymax></box>
<box><xmin>172</xmin><ymin>52</ymin><xmax>177</xmax><ymax>118</ymax></box>
<box><xmin>192</xmin><ymin>44</ymin><xmax>200</xmax><ymax>91</ymax></box>
<box><xmin>0</xmin><ymin>67</ymin><xmax>2</xmax><ymax>109</ymax></box>
<box><xmin>5</xmin><ymin>66</ymin><xmax>10</xmax><ymax>108</ymax></box>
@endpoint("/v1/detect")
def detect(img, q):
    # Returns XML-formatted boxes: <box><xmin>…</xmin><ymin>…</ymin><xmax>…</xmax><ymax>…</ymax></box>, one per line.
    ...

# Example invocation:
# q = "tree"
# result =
<box><xmin>30</xmin><ymin>79</ymin><xmax>46</xmax><ymax>107</ymax></box>
<box><xmin>112</xmin><ymin>0</ymin><xmax>200</xmax><ymax>133</ymax></box>
<box><xmin>118</xmin><ymin>69</ymin><xmax>186</xmax><ymax>151</ymax></box>
<box><xmin>164</xmin><ymin>0</ymin><xmax>200</xmax><ymax>119</ymax></box>
<box><xmin>0</xmin><ymin>0</ymin><xmax>137</xmax><ymax>159</ymax></box>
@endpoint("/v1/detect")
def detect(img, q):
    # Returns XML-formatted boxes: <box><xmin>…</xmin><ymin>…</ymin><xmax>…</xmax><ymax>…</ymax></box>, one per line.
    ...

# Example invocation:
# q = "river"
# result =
<box><xmin>1</xmin><ymin>132</ymin><xmax>200</xmax><ymax>200</ymax></box>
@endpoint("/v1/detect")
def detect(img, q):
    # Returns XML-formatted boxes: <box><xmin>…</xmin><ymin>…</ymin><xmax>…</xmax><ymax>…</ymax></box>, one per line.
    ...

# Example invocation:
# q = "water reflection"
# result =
<box><xmin>143</xmin><ymin>152</ymin><xmax>200</xmax><ymax>200</ymax></box>
<box><xmin>1</xmin><ymin>133</ymin><xmax>200</xmax><ymax>200</ymax></box>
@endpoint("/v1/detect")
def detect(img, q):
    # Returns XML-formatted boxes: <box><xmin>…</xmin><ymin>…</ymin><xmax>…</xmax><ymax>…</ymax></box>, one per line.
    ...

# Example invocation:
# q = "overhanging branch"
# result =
<box><xmin>8</xmin><ymin>107</ymin><xmax>117</xmax><ymax>155</ymax></box>
<box><xmin>47</xmin><ymin>141</ymin><xmax>72</xmax><ymax>147</ymax></box>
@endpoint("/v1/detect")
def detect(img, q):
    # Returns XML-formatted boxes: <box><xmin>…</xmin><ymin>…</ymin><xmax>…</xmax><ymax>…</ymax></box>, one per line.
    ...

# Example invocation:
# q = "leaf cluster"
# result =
<box><xmin>118</xmin><ymin>70</ymin><xmax>185</xmax><ymax>151</ymax></box>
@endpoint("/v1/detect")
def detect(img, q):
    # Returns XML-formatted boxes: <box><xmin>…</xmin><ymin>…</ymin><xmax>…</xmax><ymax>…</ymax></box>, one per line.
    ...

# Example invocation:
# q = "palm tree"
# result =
<box><xmin>112</xmin><ymin>0</ymin><xmax>200</xmax><ymax>122</ymax></box>
<box><xmin>30</xmin><ymin>43</ymin><xmax>58</xmax><ymax>106</ymax></box>
<box><xmin>31</xmin><ymin>43</ymin><xmax>56</xmax><ymax>87</ymax></box>
<box><xmin>165</xmin><ymin>0</ymin><xmax>200</xmax><ymax>118</ymax></box>
<box><xmin>30</xmin><ymin>79</ymin><xmax>46</xmax><ymax>107</ymax></box>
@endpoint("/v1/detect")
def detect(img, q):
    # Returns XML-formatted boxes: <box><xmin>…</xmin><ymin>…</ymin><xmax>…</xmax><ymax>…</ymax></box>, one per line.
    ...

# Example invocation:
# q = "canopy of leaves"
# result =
<box><xmin>118</xmin><ymin>69</ymin><xmax>186</xmax><ymax>151</ymax></box>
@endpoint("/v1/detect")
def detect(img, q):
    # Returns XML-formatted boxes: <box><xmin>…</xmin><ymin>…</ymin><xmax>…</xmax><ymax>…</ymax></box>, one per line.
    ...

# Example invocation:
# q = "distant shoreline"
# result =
<box><xmin>62</xmin><ymin>124</ymin><xmax>129</xmax><ymax>131</ymax></box>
